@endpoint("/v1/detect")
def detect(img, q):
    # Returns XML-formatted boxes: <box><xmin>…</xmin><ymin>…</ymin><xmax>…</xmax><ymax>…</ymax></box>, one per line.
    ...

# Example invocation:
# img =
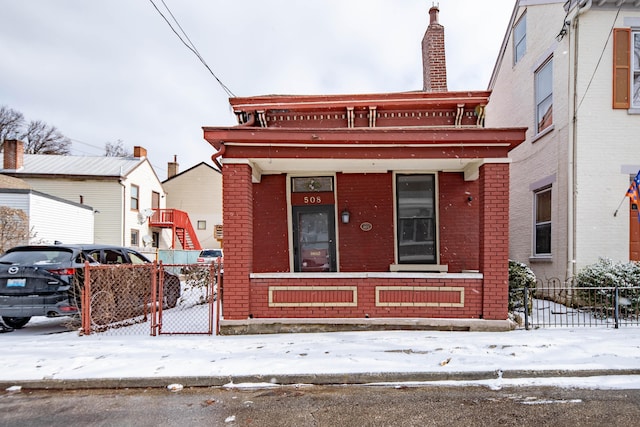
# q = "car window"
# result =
<box><xmin>201</xmin><ymin>250</ymin><xmax>222</xmax><ymax>257</ymax></box>
<box><xmin>127</xmin><ymin>251</ymin><xmax>149</xmax><ymax>265</ymax></box>
<box><xmin>0</xmin><ymin>249</ymin><xmax>73</xmax><ymax>264</ymax></box>
<box><xmin>75</xmin><ymin>252</ymin><xmax>99</xmax><ymax>264</ymax></box>
<box><xmin>104</xmin><ymin>250</ymin><xmax>124</xmax><ymax>264</ymax></box>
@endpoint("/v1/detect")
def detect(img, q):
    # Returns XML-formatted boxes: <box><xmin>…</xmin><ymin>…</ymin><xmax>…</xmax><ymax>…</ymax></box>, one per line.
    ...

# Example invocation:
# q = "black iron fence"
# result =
<box><xmin>80</xmin><ymin>262</ymin><xmax>219</xmax><ymax>336</ymax></box>
<box><xmin>512</xmin><ymin>279</ymin><xmax>640</xmax><ymax>329</ymax></box>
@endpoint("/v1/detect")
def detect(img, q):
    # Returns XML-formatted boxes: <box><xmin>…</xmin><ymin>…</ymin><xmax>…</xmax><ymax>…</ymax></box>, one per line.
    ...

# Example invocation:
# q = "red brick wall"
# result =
<box><xmin>253</xmin><ymin>175</ymin><xmax>289</xmax><ymax>272</ymax></box>
<box><xmin>336</xmin><ymin>173</ymin><xmax>395</xmax><ymax>272</ymax></box>
<box><xmin>479</xmin><ymin>163</ymin><xmax>510</xmax><ymax>320</ymax></box>
<box><xmin>438</xmin><ymin>172</ymin><xmax>480</xmax><ymax>272</ymax></box>
<box><xmin>222</xmin><ymin>163</ymin><xmax>253</xmax><ymax>320</ymax></box>
<box><xmin>247</xmin><ymin>277</ymin><xmax>483</xmax><ymax>319</ymax></box>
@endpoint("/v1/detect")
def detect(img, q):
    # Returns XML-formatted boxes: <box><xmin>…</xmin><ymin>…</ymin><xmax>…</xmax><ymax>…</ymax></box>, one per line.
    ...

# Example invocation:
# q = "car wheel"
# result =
<box><xmin>164</xmin><ymin>275</ymin><xmax>180</xmax><ymax>308</ymax></box>
<box><xmin>2</xmin><ymin>316</ymin><xmax>31</xmax><ymax>329</ymax></box>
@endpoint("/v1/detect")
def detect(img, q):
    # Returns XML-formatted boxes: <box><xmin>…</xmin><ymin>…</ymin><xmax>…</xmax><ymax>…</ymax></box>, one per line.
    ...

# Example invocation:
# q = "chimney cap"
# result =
<box><xmin>429</xmin><ymin>5</ymin><xmax>440</xmax><ymax>25</ymax></box>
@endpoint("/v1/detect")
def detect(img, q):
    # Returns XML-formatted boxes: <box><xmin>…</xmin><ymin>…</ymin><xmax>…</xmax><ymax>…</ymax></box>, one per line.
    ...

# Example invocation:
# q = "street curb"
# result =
<box><xmin>2</xmin><ymin>369</ymin><xmax>640</xmax><ymax>390</ymax></box>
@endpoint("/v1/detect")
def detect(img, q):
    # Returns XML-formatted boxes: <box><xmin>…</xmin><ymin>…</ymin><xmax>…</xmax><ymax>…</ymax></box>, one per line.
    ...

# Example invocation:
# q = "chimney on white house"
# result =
<box><xmin>3</xmin><ymin>139</ymin><xmax>24</xmax><ymax>170</ymax></box>
<box><xmin>167</xmin><ymin>155</ymin><xmax>179</xmax><ymax>178</ymax></box>
<box><xmin>422</xmin><ymin>5</ymin><xmax>448</xmax><ymax>92</ymax></box>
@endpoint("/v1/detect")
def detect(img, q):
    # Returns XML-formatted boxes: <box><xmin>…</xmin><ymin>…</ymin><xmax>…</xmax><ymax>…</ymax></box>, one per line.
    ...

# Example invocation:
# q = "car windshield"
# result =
<box><xmin>0</xmin><ymin>248</ymin><xmax>74</xmax><ymax>265</ymax></box>
<box><xmin>200</xmin><ymin>250</ymin><xmax>222</xmax><ymax>257</ymax></box>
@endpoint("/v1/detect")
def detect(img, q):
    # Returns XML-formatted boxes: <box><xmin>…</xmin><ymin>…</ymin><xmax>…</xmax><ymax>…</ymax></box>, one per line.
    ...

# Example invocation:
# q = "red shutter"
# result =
<box><xmin>613</xmin><ymin>28</ymin><xmax>631</xmax><ymax>109</ymax></box>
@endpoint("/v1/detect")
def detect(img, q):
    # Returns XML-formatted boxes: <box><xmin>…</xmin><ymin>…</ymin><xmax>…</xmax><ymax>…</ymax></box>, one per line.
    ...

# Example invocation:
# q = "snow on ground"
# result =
<box><xmin>3</xmin><ymin>315</ymin><xmax>640</xmax><ymax>390</ymax></box>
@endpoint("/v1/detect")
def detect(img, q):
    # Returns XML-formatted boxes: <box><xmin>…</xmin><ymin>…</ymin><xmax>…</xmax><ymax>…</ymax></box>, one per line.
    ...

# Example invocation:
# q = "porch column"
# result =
<box><xmin>479</xmin><ymin>163</ymin><xmax>510</xmax><ymax>320</ymax></box>
<box><xmin>222</xmin><ymin>163</ymin><xmax>253</xmax><ymax>320</ymax></box>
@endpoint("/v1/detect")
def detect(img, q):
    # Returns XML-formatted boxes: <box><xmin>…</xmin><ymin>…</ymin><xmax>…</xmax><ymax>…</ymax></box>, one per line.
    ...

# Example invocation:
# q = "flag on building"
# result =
<box><xmin>627</xmin><ymin>171</ymin><xmax>640</xmax><ymax>221</ymax></box>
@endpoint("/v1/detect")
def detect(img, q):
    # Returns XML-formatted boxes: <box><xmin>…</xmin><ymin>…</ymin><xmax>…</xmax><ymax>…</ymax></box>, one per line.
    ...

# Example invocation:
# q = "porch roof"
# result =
<box><xmin>202</xmin><ymin>126</ymin><xmax>526</xmax><ymax>182</ymax></box>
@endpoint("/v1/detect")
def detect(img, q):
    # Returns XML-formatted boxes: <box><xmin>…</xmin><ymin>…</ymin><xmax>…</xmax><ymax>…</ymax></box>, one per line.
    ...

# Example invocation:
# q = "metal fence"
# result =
<box><xmin>512</xmin><ymin>280</ymin><xmax>640</xmax><ymax>329</ymax></box>
<box><xmin>80</xmin><ymin>262</ymin><xmax>219</xmax><ymax>336</ymax></box>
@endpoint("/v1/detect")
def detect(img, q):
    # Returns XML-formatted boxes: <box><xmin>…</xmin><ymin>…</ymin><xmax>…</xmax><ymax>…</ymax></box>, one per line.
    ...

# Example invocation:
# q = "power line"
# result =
<box><xmin>148</xmin><ymin>0</ymin><xmax>236</xmax><ymax>98</ymax></box>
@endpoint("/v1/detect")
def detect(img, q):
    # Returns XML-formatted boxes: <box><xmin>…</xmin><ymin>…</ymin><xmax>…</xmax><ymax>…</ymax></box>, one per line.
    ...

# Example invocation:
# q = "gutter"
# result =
<box><xmin>210</xmin><ymin>113</ymin><xmax>256</xmax><ymax>171</ymax></box>
<box><xmin>566</xmin><ymin>0</ymin><xmax>592</xmax><ymax>279</ymax></box>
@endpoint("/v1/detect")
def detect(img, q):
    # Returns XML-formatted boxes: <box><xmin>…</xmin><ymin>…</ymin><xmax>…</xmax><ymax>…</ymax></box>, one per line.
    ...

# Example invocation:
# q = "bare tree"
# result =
<box><xmin>21</xmin><ymin>120</ymin><xmax>71</xmax><ymax>155</ymax></box>
<box><xmin>104</xmin><ymin>140</ymin><xmax>132</xmax><ymax>157</ymax></box>
<box><xmin>0</xmin><ymin>206</ymin><xmax>31</xmax><ymax>254</ymax></box>
<box><xmin>0</xmin><ymin>106</ymin><xmax>25</xmax><ymax>151</ymax></box>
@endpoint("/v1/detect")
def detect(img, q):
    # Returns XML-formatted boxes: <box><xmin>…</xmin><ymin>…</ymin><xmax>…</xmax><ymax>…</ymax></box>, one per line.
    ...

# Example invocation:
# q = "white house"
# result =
<box><xmin>486</xmin><ymin>0</ymin><xmax>640</xmax><ymax>281</ymax></box>
<box><xmin>162</xmin><ymin>160</ymin><xmax>223</xmax><ymax>250</ymax></box>
<box><xmin>1</xmin><ymin>140</ymin><xmax>171</xmax><ymax>251</ymax></box>
<box><xmin>0</xmin><ymin>174</ymin><xmax>94</xmax><ymax>247</ymax></box>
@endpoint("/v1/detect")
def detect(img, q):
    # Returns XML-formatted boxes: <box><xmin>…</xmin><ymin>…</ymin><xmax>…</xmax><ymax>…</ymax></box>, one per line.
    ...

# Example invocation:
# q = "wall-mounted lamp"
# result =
<box><xmin>341</xmin><ymin>209</ymin><xmax>350</xmax><ymax>224</ymax></box>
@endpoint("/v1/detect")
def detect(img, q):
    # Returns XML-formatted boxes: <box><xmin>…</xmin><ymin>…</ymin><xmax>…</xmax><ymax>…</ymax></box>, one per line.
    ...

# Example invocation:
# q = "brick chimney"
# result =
<box><xmin>422</xmin><ymin>5</ymin><xmax>448</xmax><ymax>92</ymax></box>
<box><xmin>167</xmin><ymin>155</ymin><xmax>179</xmax><ymax>178</ymax></box>
<box><xmin>3</xmin><ymin>139</ymin><xmax>24</xmax><ymax>170</ymax></box>
<box><xmin>133</xmin><ymin>146</ymin><xmax>147</xmax><ymax>158</ymax></box>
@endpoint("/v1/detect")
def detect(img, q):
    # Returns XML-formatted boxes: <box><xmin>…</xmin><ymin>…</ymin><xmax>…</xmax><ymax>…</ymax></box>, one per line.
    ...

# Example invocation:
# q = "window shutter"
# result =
<box><xmin>613</xmin><ymin>28</ymin><xmax>631</xmax><ymax>109</ymax></box>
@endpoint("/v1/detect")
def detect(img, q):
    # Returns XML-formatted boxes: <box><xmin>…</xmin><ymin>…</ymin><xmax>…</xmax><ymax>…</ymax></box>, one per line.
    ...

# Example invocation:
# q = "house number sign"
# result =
<box><xmin>360</xmin><ymin>222</ymin><xmax>373</xmax><ymax>231</ymax></box>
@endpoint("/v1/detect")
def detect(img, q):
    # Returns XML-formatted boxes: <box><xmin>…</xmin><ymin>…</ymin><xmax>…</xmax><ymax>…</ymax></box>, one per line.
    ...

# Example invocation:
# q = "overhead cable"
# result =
<box><xmin>148</xmin><ymin>0</ymin><xmax>236</xmax><ymax>98</ymax></box>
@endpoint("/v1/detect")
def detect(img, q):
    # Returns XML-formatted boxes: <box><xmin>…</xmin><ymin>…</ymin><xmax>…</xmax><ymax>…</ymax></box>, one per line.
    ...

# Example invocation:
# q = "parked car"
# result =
<box><xmin>196</xmin><ymin>248</ymin><xmax>224</xmax><ymax>274</ymax></box>
<box><xmin>0</xmin><ymin>244</ymin><xmax>180</xmax><ymax>329</ymax></box>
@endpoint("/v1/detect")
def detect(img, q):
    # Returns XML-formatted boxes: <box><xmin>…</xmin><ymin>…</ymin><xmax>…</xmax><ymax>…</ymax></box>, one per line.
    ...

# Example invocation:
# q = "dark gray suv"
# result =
<box><xmin>0</xmin><ymin>244</ymin><xmax>180</xmax><ymax>329</ymax></box>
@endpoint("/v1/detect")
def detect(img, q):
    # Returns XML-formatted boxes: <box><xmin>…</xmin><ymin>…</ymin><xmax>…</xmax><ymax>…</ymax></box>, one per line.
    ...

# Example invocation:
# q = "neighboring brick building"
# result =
<box><xmin>204</xmin><ymin>6</ymin><xmax>526</xmax><ymax>334</ymax></box>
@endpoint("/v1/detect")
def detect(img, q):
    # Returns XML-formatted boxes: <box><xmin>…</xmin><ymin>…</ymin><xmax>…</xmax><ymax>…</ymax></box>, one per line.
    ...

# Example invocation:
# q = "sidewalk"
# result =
<box><xmin>2</xmin><ymin>324</ymin><xmax>640</xmax><ymax>390</ymax></box>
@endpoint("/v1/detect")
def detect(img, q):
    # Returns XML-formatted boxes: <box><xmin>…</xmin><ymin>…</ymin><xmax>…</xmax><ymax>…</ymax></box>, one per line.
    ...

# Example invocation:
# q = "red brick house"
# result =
<box><xmin>204</xmin><ymin>6</ymin><xmax>526</xmax><ymax>334</ymax></box>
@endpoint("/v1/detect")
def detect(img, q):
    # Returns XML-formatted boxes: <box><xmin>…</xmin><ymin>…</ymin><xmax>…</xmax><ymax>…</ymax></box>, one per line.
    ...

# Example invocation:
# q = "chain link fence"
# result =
<box><xmin>80</xmin><ymin>262</ymin><xmax>219</xmax><ymax>335</ymax></box>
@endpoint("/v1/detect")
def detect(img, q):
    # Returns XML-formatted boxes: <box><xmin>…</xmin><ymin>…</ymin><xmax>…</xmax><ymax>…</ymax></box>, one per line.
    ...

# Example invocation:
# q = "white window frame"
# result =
<box><xmin>535</xmin><ymin>57</ymin><xmax>553</xmax><ymax>136</ymax></box>
<box><xmin>632</xmin><ymin>31</ymin><xmax>640</xmax><ymax>108</ymax></box>
<box><xmin>514</xmin><ymin>12</ymin><xmax>526</xmax><ymax>64</ymax></box>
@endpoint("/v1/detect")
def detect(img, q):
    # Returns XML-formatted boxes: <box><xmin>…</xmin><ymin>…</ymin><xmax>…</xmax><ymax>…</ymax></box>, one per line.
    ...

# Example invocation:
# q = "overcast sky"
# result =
<box><xmin>0</xmin><ymin>1</ymin><xmax>514</xmax><ymax>181</ymax></box>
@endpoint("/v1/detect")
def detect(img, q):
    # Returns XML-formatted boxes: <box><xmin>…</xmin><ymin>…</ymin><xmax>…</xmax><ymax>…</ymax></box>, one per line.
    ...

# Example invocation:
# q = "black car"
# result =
<box><xmin>0</xmin><ymin>244</ymin><xmax>180</xmax><ymax>329</ymax></box>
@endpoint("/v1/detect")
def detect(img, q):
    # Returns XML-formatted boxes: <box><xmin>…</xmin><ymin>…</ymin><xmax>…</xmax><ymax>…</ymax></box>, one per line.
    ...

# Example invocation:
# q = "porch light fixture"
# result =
<box><xmin>341</xmin><ymin>209</ymin><xmax>350</xmax><ymax>224</ymax></box>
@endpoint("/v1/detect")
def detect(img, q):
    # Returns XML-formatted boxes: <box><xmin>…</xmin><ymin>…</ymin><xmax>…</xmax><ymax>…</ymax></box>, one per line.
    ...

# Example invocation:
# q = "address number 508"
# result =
<box><xmin>303</xmin><ymin>196</ymin><xmax>322</xmax><ymax>204</ymax></box>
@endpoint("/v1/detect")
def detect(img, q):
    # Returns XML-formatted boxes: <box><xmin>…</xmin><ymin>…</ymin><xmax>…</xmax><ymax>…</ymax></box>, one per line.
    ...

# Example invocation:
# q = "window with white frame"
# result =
<box><xmin>130</xmin><ymin>229</ymin><xmax>139</xmax><ymax>247</ymax></box>
<box><xmin>633</xmin><ymin>31</ymin><xmax>640</xmax><ymax>108</ymax></box>
<box><xmin>396</xmin><ymin>174</ymin><xmax>436</xmax><ymax>264</ymax></box>
<box><xmin>514</xmin><ymin>13</ymin><xmax>526</xmax><ymax>64</ymax></box>
<box><xmin>197</xmin><ymin>220</ymin><xmax>206</xmax><ymax>230</ymax></box>
<box><xmin>130</xmin><ymin>184</ymin><xmax>139</xmax><ymax>211</ymax></box>
<box><xmin>534</xmin><ymin>187</ymin><xmax>551</xmax><ymax>256</ymax></box>
<box><xmin>535</xmin><ymin>58</ymin><xmax>553</xmax><ymax>134</ymax></box>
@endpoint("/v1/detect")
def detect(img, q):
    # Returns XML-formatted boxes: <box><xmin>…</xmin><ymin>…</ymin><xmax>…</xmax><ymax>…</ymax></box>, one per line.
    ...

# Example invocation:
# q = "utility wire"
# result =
<box><xmin>575</xmin><ymin>5</ymin><xmax>622</xmax><ymax>114</ymax></box>
<box><xmin>148</xmin><ymin>0</ymin><xmax>235</xmax><ymax>98</ymax></box>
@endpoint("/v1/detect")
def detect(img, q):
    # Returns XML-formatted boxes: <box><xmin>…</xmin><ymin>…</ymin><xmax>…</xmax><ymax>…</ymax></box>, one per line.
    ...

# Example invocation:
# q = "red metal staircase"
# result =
<box><xmin>149</xmin><ymin>209</ymin><xmax>202</xmax><ymax>250</ymax></box>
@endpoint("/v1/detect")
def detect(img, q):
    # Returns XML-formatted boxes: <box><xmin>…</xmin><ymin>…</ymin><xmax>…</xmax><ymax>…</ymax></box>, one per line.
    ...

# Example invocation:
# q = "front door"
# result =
<box><xmin>292</xmin><ymin>205</ymin><xmax>336</xmax><ymax>272</ymax></box>
<box><xmin>631</xmin><ymin>201</ymin><xmax>639</xmax><ymax>261</ymax></box>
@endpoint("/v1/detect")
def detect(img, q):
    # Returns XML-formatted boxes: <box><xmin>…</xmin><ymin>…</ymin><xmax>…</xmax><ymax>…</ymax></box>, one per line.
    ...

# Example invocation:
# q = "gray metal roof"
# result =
<box><xmin>4</xmin><ymin>154</ymin><xmax>143</xmax><ymax>177</ymax></box>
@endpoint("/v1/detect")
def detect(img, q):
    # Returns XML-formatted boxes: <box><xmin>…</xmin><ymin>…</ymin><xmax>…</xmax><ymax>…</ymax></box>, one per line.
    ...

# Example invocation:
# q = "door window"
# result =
<box><xmin>293</xmin><ymin>206</ymin><xmax>336</xmax><ymax>272</ymax></box>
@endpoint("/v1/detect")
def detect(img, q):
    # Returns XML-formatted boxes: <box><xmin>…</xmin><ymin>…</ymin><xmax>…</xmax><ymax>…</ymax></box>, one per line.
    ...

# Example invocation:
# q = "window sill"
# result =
<box><xmin>529</xmin><ymin>256</ymin><xmax>552</xmax><ymax>263</ymax></box>
<box><xmin>532</xmin><ymin>125</ymin><xmax>554</xmax><ymax>143</ymax></box>
<box><xmin>389</xmin><ymin>264</ymin><xmax>448</xmax><ymax>273</ymax></box>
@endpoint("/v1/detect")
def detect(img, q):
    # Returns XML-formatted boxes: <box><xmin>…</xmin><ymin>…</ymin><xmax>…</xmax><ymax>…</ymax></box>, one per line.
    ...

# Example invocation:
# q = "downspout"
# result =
<box><xmin>567</xmin><ymin>0</ymin><xmax>592</xmax><ymax>280</ymax></box>
<box><xmin>210</xmin><ymin>112</ymin><xmax>256</xmax><ymax>170</ymax></box>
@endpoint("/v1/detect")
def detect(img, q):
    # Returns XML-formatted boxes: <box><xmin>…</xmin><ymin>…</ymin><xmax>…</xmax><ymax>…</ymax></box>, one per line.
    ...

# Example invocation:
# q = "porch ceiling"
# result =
<box><xmin>225</xmin><ymin>157</ymin><xmax>498</xmax><ymax>182</ymax></box>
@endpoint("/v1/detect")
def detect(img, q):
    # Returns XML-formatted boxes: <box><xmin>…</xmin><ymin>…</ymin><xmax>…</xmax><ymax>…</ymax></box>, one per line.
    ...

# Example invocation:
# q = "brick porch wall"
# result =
<box><xmin>247</xmin><ymin>275</ymin><xmax>483</xmax><ymax>319</ymax></box>
<box><xmin>479</xmin><ymin>163</ymin><xmax>510</xmax><ymax>320</ymax></box>
<box><xmin>222</xmin><ymin>163</ymin><xmax>253</xmax><ymax>320</ymax></box>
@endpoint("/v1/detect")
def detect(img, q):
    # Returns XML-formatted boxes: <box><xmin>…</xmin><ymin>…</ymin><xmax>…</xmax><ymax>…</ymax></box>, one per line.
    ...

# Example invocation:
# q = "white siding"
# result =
<box><xmin>29</xmin><ymin>193</ymin><xmax>94</xmax><ymax>244</ymax></box>
<box><xmin>163</xmin><ymin>163</ymin><xmax>223</xmax><ymax>249</ymax></box>
<box><xmin>487</xmin><ymin>2</ymin><xmax>640</xmax><ymax>280</ymax></box>
<box><xmin>22</xmin><ymin>178</ymin><xmax>124</xmax><ymax>245</ymax></box>
<box><xmin>0</xmin><ymin>190</ymin><xmax>93</xmax><ymax>245</ymax></box>
<box><xmin>122</xmin><ymin>160</ymin><xmax>168</xmax><ymax>249</ymax></box>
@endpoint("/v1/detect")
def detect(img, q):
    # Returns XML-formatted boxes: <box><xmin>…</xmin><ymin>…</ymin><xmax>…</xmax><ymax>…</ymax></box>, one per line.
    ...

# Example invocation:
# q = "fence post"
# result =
<box><xmin>614</xmin><ymin>284</ymin><xmax>620</xmax><ymax>329</ymax></box>
<box><xmin>81</xmin><ymin>261</ymin><xmax>91</xmax><ymax>336</ymax></box>
<box><xmin>523</xmin><ymin>283</ymin><xmax>530</xmax><ymax>330</ymax></box>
